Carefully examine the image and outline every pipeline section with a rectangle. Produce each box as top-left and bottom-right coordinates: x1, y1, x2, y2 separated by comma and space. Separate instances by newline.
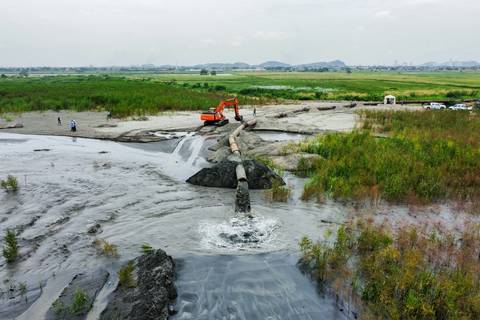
229, 119, 257, 213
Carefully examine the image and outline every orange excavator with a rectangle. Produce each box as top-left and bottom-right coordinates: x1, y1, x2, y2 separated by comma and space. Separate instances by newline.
200, 97, 243, 126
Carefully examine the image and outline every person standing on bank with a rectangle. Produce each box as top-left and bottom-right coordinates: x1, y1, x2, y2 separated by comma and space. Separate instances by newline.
70, 120, 77, 132
57, 117, 61, 126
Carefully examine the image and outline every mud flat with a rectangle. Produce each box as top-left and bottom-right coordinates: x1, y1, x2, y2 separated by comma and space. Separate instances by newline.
0, 102, 423, 143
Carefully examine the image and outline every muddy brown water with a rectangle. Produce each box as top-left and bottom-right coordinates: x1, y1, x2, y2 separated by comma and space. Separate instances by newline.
0, 132, 351, 319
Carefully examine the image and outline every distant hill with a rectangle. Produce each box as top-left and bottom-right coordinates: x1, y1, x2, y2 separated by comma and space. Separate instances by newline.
193, 62, 251, 70
190, 60, 347, 71
258, 61, 291, 68
296, 60, 346, 70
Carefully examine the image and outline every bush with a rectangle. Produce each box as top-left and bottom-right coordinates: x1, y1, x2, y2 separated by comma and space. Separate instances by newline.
2, 229, 18, 263
1, 175, 18, 192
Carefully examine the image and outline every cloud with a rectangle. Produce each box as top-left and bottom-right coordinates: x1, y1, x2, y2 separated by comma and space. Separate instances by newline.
200, 38, 216, 45
375, 10, 392, 18
252, 31, 291, 41
229, 36, 244, 48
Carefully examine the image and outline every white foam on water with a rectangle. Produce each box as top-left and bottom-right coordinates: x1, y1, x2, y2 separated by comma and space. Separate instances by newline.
198, 214, 281, 252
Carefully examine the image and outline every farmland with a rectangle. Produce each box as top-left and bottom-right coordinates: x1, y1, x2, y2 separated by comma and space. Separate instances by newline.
144, 71, 480, 102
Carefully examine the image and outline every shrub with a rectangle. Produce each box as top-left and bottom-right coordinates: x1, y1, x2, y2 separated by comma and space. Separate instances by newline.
118, 261, 136, 289
1, 175, 19, 192
3, 229, 18, 263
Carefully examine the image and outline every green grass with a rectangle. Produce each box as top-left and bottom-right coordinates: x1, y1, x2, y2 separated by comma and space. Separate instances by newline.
300, 221, 480, 319
137, 71, 480, 102
0, 75, 265, 118
52, 288, 92, 316
300, 110, 480, 205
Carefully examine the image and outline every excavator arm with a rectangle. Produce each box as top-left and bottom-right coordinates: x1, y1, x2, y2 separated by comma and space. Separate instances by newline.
215, 97, 242, 122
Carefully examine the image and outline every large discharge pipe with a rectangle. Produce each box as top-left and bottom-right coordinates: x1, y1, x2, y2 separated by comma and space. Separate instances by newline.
229, 119, 257, 213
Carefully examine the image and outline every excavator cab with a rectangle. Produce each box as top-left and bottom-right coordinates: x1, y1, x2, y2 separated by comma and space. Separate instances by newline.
201, 97, 243, 126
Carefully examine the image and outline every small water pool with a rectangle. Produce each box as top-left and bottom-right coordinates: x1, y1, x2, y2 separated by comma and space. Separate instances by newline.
255, 130, 311, 142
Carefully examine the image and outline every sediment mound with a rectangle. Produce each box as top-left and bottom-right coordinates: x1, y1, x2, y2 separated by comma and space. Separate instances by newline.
46, 269, 109, 320
186, 158, 284, 189
101, 249, 177, 320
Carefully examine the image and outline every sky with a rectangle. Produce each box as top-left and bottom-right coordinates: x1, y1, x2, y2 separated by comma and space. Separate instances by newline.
1, 0, 479, 67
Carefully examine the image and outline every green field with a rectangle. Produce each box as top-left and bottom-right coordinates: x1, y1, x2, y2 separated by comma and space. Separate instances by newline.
141, 71, 480, 102
1, 71, 479, 117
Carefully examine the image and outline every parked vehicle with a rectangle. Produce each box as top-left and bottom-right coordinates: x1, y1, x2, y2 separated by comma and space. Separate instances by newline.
449, 104, 473, 111
423, 102, 446, 110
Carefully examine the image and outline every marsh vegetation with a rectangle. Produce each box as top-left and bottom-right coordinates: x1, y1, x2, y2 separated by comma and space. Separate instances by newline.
300, 110, 480, 206
300, 220, 480, 319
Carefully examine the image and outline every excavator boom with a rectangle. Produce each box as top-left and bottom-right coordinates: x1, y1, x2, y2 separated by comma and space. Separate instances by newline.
200, 97, 243, 126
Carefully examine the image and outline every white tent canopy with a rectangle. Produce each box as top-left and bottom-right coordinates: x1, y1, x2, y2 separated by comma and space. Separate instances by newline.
384, 95, 396, 105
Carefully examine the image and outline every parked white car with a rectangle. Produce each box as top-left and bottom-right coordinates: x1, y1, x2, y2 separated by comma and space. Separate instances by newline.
449, 104, 473, 111
423, 102, 446, 110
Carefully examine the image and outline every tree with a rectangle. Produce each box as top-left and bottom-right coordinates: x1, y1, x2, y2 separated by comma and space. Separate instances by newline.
200, 69, 208, 75
0, 74, 7, 78
19, 70, 29, 77
210, 70, 217, 76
